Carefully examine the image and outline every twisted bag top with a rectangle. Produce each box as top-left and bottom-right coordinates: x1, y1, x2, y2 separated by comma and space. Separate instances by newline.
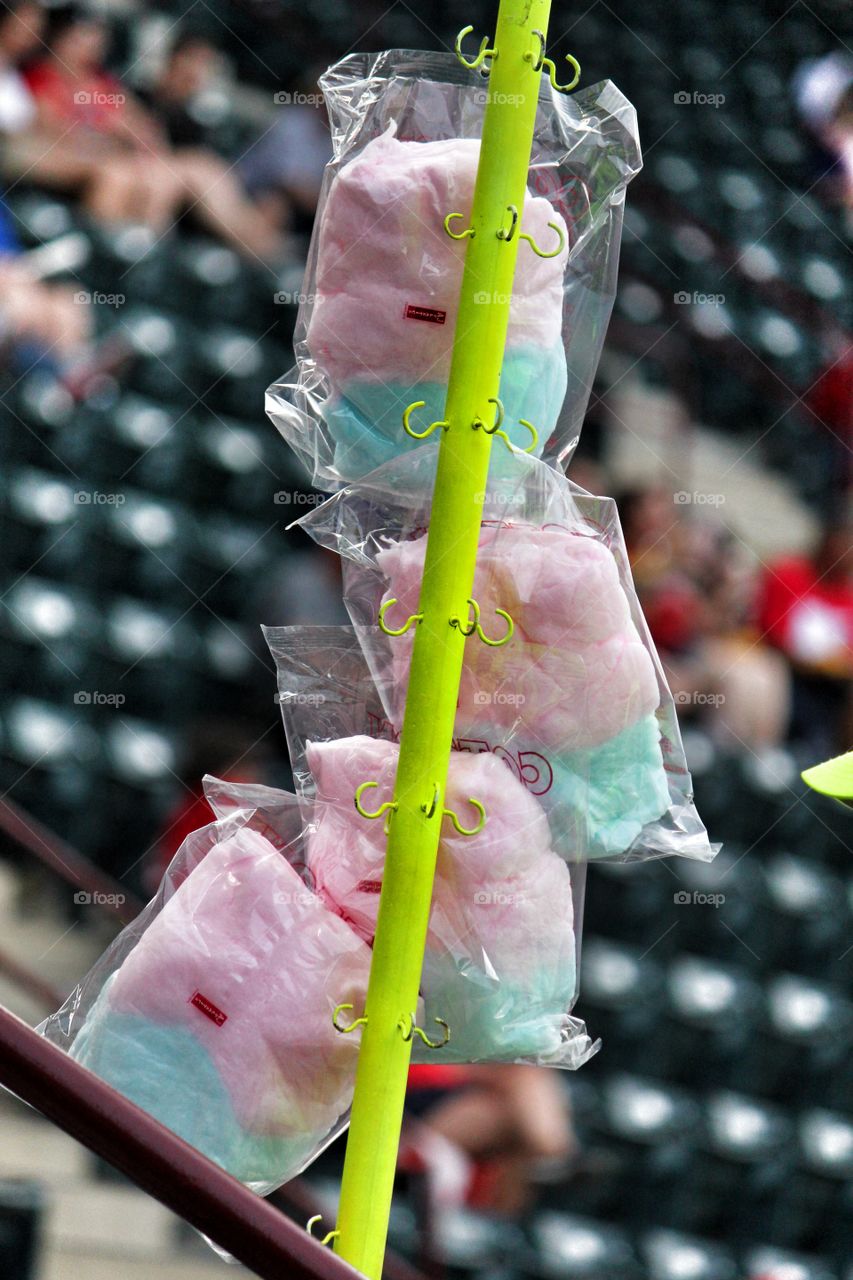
307, 130, 568, 388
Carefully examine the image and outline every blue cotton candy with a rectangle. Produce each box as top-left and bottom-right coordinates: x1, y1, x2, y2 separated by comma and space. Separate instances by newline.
324, 342, 568, 481
70, 977, 318, 1187
421, 951, 579, 1065
551, 714, 672, 859
73, 983, 320, 1191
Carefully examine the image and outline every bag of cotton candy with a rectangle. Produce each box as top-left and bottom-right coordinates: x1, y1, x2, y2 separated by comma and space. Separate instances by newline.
296, 446, 717, 865
37, 798, 373, 1194
263, 625, 595, 1069
266, 48, 641, 489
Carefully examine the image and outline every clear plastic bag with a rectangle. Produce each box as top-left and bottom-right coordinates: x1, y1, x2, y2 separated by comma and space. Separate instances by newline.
266, 50, 642, 490
296, 448, 718, 864
39, 759, 595, 1200
38, 799, 369, 1195
263, 624, 395, 806
265, 624, 595, 1069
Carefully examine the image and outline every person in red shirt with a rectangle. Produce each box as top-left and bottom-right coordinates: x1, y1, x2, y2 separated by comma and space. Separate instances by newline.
758, 522, 853, 753
759, 524, 853, 674
143, 718, 276, 895
21, 4, 282, 258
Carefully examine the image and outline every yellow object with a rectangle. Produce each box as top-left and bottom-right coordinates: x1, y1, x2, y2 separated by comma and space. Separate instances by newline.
801, 750, 853, 800
333, 3, 562, 1273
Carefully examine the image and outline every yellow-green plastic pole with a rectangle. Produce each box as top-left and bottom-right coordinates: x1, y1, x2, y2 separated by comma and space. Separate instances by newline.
334, 3, 553, 1274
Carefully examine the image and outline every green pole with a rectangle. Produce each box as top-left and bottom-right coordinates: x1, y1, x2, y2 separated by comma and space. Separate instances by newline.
334, 3, 556, 1273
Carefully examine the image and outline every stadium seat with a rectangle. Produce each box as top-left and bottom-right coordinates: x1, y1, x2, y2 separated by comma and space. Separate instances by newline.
769, 1111, 853, 1263
667, 847, 762, 964
742, 1244, 839, 1280
670, 1092, 794, 1240
756, 854, 848, 976
583, 860, 677, 952
429, 1207, 526, 1276
749, 975, 853, 1107
577, 939, 665, 1061
534, 1211, 642, 1279
640, 1228, 738, 1280
121, 309, 200, 406
657, 955, 763, 1088
580, 1076, 701, 1226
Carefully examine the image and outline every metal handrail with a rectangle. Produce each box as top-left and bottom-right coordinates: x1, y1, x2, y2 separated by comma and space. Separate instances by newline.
0, 809, 433, 1278
0, 796, 143, 923
0, 944, 63, 1009
0, 1005, 362, 1280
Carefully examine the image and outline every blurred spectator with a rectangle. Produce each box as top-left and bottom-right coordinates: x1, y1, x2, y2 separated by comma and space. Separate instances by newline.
404, 1063, 575, 1215
0, 0, 41, 133
143, 718, 277, 894
697, 527, 791, 753
17, 3, 283, 259
1, 1, 158, 229
792, 52, 853, 209
619, 486, 705, 654
0, 244, 91, 365
806, 338, 853, 513
240, 68, 331, 234
620, 487, 791, 752
0, 5, 96, 367
758, 520, 853, 755
138, 29, 222, 151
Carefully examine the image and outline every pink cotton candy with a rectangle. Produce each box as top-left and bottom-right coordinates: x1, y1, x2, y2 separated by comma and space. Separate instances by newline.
441, 748, 553, 879
302, 742, 389, 942
306, 735, 561, 926
307, 131, 567, 388
479, 526, 635, 648
306, 735, 411, 941
105, 827, 371, 1137
375, 525, 660, 751
305, 735, 578, 1060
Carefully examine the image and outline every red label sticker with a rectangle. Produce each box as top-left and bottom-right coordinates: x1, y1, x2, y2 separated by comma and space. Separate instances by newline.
404, 304, 446, 325
189, 991, 227, 1026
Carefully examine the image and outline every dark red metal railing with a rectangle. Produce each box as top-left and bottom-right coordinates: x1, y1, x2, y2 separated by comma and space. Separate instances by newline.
0, 1005, 362, 1280
0, 795, 143, 923
0, 944, 63, 1009
0, 802, 433, 1280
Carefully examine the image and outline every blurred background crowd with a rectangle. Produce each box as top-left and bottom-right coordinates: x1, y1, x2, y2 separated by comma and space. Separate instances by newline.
0, 1, 850, 1279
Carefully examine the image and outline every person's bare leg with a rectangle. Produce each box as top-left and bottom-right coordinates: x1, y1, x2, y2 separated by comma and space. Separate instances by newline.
491, 1064, 574, 1161
5, 133, 136, 221
427, 1066, 574, 1162
704, 639, 791, 751
426, 1087, 518, 1159
423, 1067, 575, 1215
173, 149, 285, 260
126, 153, 187, 232
0, 265, 92, 359
84, 155, 147, 224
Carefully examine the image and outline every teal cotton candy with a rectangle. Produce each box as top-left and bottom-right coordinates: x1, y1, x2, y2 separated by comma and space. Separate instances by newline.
324, 341, 567, 480
73, 982, 319, 1192
458, 714, 671, 861
552, 714, 671, 859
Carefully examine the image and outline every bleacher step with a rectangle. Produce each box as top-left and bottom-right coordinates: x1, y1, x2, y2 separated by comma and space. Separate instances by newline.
605, 376, 818, 559
0, 860, 117, 1019
0, 1115, 89, 1184
45, 1183, 176, 1257
40, 1246, 249, 1279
